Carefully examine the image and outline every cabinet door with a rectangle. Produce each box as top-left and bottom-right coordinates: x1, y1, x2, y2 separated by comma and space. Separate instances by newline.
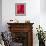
11, 32, 28, 46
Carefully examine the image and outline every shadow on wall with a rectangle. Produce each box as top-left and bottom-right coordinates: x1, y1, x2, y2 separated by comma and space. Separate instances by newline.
0, 0, 2, 32
40, 0, 46, 13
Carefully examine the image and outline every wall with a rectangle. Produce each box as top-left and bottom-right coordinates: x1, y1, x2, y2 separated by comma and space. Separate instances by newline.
40, 0, 46, 13
2, 0, 40, 30
40, 0, 46, 32
2, 0, 46, 46
0, 0, 2, 32
2, 0, 40, 46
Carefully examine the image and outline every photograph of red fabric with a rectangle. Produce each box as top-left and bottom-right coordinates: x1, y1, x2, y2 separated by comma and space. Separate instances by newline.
17, 4, 24, 14
15, 3, 26, 16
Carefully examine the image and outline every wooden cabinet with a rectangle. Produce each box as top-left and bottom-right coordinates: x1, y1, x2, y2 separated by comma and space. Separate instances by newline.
7, 23, 34, 46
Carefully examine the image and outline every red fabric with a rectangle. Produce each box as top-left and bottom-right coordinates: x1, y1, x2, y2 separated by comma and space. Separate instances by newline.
17, 5, 24, 14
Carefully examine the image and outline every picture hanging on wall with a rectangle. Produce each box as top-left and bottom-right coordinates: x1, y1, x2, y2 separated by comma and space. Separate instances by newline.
15, 3, 26, 16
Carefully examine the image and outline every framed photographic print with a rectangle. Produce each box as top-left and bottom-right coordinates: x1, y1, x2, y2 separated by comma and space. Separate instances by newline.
15, 3, 26, 16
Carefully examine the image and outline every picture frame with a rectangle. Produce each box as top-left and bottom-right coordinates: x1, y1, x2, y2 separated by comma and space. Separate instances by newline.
15, 3, 26, 16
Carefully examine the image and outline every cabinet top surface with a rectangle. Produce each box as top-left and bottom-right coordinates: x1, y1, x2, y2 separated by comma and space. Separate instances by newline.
7, 23, 34, 25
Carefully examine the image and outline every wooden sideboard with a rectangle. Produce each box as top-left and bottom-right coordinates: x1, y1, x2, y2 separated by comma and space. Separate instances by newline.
7, 23, 34, 46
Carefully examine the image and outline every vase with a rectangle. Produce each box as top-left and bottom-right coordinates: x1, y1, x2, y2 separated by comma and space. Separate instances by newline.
39, 40, 45, 46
